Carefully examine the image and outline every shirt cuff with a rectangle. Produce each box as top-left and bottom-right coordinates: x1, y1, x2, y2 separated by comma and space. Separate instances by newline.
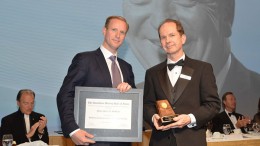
38, 134, 43, 139
69, 128, 80, 137
38, 129, 44, 139
152, 114, 156, 123
187, 114, 197, 128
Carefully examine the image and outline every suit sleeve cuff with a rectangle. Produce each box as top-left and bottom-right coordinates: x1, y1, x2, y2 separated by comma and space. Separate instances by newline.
69, 128, 80, 137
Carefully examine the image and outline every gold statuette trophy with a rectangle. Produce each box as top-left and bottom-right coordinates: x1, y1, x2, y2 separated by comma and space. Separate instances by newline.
156, 99, 178, 126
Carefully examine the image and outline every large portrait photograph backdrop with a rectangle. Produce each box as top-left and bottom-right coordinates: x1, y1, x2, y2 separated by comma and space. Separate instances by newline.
0, 0, 259, 131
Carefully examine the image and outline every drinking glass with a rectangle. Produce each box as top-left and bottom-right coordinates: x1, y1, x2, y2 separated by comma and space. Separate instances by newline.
245, 122, 253, 133
223, 124, 231, 135
2, 134, 13, 146
252, 122, 260, 133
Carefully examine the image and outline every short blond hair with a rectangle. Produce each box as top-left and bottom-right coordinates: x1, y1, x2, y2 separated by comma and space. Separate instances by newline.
104, 16, 129, 32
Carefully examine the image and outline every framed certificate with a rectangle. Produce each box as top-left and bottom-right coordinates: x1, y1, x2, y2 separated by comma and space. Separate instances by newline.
74, 86, 143, 142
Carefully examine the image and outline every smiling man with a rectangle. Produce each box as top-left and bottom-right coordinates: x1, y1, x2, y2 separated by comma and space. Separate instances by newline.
143, 19, 220, 146
57, 15, 136, 146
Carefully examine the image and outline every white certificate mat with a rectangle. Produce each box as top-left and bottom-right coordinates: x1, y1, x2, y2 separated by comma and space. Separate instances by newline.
74, 86, 143, 142
85, 98, 132, 129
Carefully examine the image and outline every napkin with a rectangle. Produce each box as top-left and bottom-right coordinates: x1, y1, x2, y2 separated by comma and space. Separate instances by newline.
17, 140, 48, 146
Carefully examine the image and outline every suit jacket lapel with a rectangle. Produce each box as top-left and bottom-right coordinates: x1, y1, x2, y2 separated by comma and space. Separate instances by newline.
17, 110, 28, 135
156, 57, 194, 104
158, 62, 173, 102
29, 112, 36, 126
118, 60, 127, 82
172, 65, 194, 104
223, 112, 236, 129
95, 48, 113, 87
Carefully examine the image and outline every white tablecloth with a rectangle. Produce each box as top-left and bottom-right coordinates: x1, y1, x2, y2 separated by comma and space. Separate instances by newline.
207, 132, 260, 142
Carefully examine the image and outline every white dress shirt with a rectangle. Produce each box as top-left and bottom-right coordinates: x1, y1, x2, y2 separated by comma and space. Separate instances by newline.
24, 114, 31, 142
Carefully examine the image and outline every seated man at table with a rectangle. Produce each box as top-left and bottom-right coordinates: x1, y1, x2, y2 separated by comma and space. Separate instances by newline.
0, 89, 49, 145
211, 92, 251, 133
253, 97, 260, 124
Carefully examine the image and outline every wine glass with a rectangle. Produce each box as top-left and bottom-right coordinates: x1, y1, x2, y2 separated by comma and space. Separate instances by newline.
2, 134, 13, 146
252, 122, 260, 133
223, 124, 231, 135
245, 122, 253, 133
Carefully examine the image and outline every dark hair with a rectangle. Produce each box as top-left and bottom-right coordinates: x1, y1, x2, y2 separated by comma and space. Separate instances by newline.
158, 19, 185, 38
16, 89, 35, 101
221, 91, 233, 109
104, 16, 129, 32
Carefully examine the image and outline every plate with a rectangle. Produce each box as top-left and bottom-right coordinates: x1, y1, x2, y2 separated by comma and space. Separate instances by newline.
243, 133, 260, 138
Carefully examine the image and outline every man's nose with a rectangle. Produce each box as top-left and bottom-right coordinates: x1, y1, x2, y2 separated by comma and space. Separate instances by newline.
115, 32, 120, 38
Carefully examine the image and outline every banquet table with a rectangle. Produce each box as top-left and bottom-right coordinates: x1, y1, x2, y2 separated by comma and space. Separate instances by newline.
48, 131, 260, 146
49, 132, 74, 146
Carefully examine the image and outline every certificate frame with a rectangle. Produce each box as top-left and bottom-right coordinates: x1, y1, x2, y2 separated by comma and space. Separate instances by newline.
74, 86, 143, 142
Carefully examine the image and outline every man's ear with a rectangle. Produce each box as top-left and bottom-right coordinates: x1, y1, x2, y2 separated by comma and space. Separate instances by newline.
223, 100, 226, 106
182, 34, 187, 44
102, 27, 107, 36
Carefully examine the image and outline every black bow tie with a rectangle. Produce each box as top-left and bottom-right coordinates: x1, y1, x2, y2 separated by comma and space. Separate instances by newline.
168, 59, 184, 71
228, 112, 235, 117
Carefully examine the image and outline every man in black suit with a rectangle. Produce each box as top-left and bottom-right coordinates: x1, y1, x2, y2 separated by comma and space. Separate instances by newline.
57, 16, 136, 146
143, 19, 220, 146
0, 89, 49, 145
212, 92, 251, 133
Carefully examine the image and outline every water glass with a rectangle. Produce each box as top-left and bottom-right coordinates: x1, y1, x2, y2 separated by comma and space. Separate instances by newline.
223, 124, 231, 135
2, 134, 13, 146
245, 122, 253, 132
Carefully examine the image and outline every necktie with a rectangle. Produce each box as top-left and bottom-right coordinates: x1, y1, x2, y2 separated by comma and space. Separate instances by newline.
109, 55, 122, 88
228, 112, 235, 117
167, 59, 184, 71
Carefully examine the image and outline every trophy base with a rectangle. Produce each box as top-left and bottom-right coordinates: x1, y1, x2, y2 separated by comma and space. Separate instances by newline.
159, 115, 178, 126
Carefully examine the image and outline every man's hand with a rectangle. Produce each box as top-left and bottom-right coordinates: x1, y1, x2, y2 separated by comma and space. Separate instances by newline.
117, 82, 132, 92
154, 114, 191, 131
38, 116, 47, 133
236, 116, 251, 128
170, 114, 191, 128
152, 114, 164, 130
71, 129, 95, 145
27, 122, 40, 138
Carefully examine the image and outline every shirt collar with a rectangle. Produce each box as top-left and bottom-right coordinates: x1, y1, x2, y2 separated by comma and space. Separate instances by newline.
167, 54, 185, 64
100, 45, 118, 60
225, 109, 234, 115
24, 114, 30, 118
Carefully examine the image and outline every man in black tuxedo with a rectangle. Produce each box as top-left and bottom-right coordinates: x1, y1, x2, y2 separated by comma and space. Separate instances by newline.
212, 92, 251, 133
143, 19, 220, 146
0, 89, 49, 145
57, 16, 136, 146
